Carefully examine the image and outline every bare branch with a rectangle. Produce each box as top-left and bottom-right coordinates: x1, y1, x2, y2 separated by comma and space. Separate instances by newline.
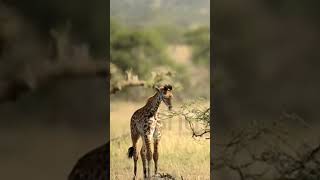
160, 100, 210, 139
213, 120, 320, 180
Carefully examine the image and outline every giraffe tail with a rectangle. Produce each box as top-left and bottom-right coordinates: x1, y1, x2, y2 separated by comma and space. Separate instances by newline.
127, 146, 134, 158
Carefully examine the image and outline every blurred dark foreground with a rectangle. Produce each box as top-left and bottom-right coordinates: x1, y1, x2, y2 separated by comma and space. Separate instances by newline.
213, 1, 320, 179
0, 1, 107, 179
0, 79, 107, 180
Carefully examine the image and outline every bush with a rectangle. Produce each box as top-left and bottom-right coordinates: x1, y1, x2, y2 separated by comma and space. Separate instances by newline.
184, 26, 210, 65
110, 20, 173, 78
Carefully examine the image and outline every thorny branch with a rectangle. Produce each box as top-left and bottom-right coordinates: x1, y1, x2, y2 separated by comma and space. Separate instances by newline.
159, 100, 210, 140
213, 115, 320, 180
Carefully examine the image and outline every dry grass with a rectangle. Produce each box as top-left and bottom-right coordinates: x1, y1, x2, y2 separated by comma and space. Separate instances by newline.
110, 100, 210, 180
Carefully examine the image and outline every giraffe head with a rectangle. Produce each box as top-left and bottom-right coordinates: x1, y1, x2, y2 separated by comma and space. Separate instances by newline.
156, 84, 173, 110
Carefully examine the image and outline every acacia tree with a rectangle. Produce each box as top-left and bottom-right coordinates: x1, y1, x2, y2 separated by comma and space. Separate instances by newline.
160, 100, 211, 139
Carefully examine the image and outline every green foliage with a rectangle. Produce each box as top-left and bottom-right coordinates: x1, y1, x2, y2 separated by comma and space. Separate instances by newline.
184, 26, 210, 65
110, 20, 209, 100
110, 20, 173, 78
151, 25, 184, 44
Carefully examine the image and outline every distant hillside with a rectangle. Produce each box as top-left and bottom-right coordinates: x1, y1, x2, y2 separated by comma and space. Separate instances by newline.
110, 0, 210, 27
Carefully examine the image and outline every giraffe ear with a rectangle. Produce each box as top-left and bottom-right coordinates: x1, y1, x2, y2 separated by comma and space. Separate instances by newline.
154, 86, 161, 92
164, 84, 172, 91
166, 84, 172, 91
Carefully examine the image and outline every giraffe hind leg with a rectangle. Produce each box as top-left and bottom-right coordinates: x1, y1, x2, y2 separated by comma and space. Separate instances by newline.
129, 131, 140, 179
144, 135, 153, 178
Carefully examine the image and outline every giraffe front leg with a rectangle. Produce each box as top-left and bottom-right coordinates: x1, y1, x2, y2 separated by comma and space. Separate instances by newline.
140, 144, 147, 178
144, 135, 153, 178
153, 120, 162, 175
153, 138, 160, 175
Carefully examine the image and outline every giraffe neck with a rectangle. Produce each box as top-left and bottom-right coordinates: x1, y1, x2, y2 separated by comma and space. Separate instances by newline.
144, 92, 162, 117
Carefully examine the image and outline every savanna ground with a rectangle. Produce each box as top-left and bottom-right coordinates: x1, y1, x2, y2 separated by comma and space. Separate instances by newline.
110, 100, 210, 180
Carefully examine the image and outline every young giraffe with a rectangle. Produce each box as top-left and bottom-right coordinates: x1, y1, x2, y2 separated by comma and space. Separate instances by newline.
128, 84, 173, 179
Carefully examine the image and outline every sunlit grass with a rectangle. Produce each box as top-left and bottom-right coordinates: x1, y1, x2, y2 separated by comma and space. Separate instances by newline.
110, 100, 210, 179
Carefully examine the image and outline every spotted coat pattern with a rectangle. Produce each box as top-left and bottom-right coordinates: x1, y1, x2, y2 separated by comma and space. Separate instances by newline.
128, 85, 173, 179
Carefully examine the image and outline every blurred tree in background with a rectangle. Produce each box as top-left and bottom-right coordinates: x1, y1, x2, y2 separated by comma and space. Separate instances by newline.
110, 19, 174, 78
184, 26, 210, 65
110, 17, 210, 101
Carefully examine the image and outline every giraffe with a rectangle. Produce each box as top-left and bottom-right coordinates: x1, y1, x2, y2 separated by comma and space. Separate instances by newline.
128, 84, 173, 179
